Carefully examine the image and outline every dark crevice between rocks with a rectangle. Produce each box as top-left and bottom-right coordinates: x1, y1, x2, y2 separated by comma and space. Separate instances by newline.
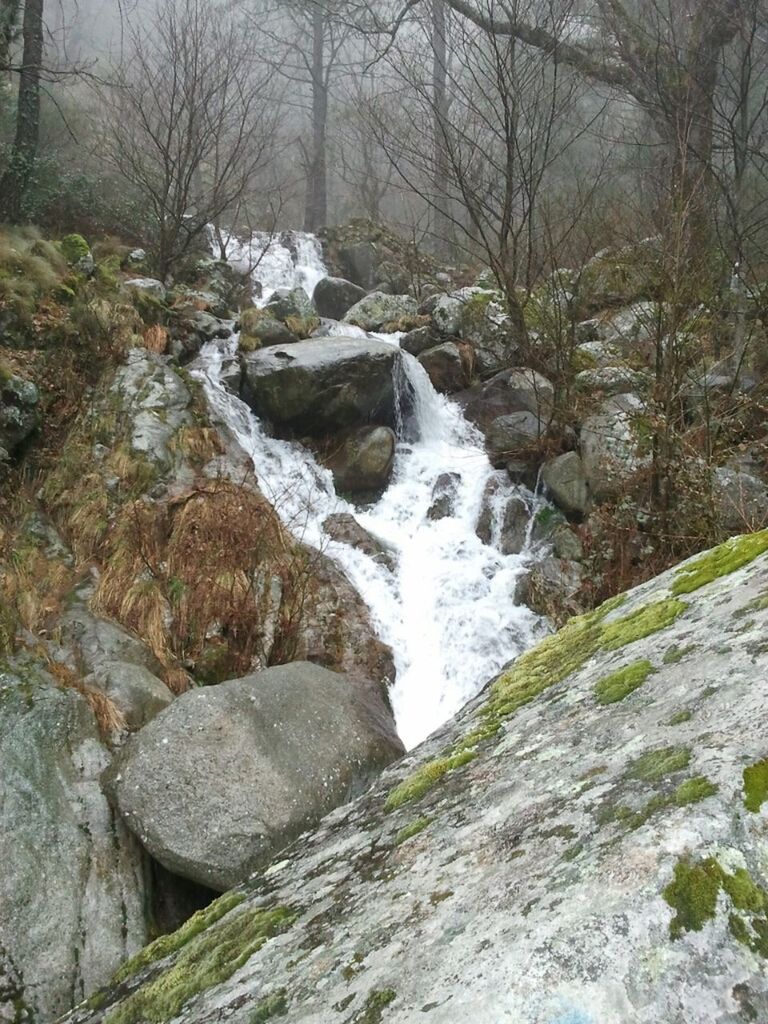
146, 858, 219, 937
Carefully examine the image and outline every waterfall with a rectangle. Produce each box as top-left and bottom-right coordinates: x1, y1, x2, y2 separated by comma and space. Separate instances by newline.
216, 230, 327, 305
194, 234, 548, 749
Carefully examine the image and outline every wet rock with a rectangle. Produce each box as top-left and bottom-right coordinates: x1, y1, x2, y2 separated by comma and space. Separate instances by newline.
542, 451, 590, 519
240, 337, 400, 437
526, 555, 585, 623
475, 475, 530, 554
338, 240, 380, 290
427, 472, 462, 520
313, 277, 366, 320
322, 426, 396, 495
121, 277, 166, 302
0, 665, 147, 1022
418, 341, 470, 394
343, 292, 418, 331
323, 513, 396, 570
106, 662, 404, 890
0, 374, 39, 457
465, 367, 554, 434
580, 393, 646, 501
263, 287, 315, 323
401, 325, 436, 357
486, 411, 543, 467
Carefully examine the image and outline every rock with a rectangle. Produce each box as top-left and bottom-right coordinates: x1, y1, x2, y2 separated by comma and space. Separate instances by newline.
542, 451, 590, 519
263, 287, 315, 323
60, 598, 165, 677
417, 341, 470, 393
338, 240, 380, 289
89, 660, 173, 731
595, 301, 660, 365
576, 338, 623, 367
431, 288, 484, 335
427, 472, 461, 520
575, 365, 650, 396
549, 521, 584, 561
343, 292, 418, 331
313, 277, 366, 320
0, 374, 39, 456
240, 337, 401, 437
580, 393, 646, 501
71, 534, 768, 1024
0, 666, 147, 1021
401, 325, 436, 357
526, 555, 585, 622
577, 238, 662, 314
711, 467, 768, 534
322, 426, 396, 495
112, 351, 194, 465
458, 292, 521, 377
323, 513, 396, 570
126, 248, 146, 266
465, 367, 554, 434
239, 312, 298, 350
506, 459, 540, 490
475, 475, 530, 554
121, 278, 166, 302
485, 411, 543, 467
106, 662, 404, 890
171, 289, 230, 320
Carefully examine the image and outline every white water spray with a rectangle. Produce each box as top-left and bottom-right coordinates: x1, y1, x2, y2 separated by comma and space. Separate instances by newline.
195, 232, 547, 749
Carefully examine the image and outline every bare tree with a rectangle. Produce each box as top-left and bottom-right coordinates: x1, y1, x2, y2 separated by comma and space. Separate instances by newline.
100, 0, 279, 279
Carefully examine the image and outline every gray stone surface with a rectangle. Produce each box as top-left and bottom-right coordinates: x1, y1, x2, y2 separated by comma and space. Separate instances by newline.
343, 292, 417, 331
240, 337, 400, 437
263, 287, 314, 323
485, 410, 543, 465
112, 351, 194, 464
0, 374, 40, 457
542, 451, 590, 518
580, 392, 646, 501
312, 277, 366, 320
322, 426, 396, 494
0, 666, 147, 1022
323, 513, 396, 570
121, 278, 166, 301
465, 367, 554, 434
106, 662, 404, 890
66, 537, 768, 1024
89, 660, 173, 731
417, 341, 468, 394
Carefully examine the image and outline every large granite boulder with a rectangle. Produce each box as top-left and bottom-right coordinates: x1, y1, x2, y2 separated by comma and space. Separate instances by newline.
240, 337, 401, 437
542, 451, 590, 519
312, 277, 366, 320
0, 664, 147, 1022
418, 341, 470, 394
580, 393, 646, 501
263, 287, 315, 323
70, 532, 768, 1024
465, 367, 554, 435
343, 292, 418, 332
105, 662, 404, 891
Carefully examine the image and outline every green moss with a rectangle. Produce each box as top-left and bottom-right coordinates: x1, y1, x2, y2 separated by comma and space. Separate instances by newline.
384, 751, 476, 812
673, 776, 719, 806
354, 989, 396, 1024
743, 759, 768, 813
665, 855, 768, 953
667, 710, 693, 725
60, 233, 90, 264
663, 857, 723, 938
106, 906, 296, 1024
594, 659, 653, 704
394, 817, 431, 845
251, 988, 288, 1022
671, 530, 768, 595
601, 599, 687, 651
112, 892, 246, 984
663, 644, 697, 665
628, 746, 691, 782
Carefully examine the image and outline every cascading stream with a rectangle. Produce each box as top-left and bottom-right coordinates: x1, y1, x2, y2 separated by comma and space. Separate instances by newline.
194, 232, 548, 749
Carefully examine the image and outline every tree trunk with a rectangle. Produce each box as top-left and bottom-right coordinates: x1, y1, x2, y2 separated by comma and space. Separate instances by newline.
0, 0, 43, 223
303, 7, 328, 232
431, 0, 454, 258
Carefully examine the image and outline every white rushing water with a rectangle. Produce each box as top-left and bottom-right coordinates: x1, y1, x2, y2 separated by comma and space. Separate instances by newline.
195, 232, 547, 749
216, 230, 327, 305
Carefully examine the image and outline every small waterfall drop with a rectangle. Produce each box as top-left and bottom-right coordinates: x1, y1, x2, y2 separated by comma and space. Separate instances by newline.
217, 230, 327, 305
194, 233, 549, 749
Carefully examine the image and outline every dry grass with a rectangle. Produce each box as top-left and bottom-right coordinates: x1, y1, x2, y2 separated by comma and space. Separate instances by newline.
169, 426, 223, 465
46, 658, 127, 736
143, 324, 169, 353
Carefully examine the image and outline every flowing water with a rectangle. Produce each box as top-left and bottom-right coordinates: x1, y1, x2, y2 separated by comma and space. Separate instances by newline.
195, 232, 547, 749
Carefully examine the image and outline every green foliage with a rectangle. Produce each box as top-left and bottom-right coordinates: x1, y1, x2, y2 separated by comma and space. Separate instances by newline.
743, 759, 768, 813
671, 530, 768, 596
673, 776, 718, 806
384, 751, 476, 812
354, 989, 397, 1024
600, 599, 687, 651
394, 817, 431, 846
60, 233, 90, 264
594, 659, 653, 704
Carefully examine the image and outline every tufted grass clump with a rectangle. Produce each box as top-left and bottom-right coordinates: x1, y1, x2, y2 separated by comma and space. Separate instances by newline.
743, 758, 768, 813
594, 659, 653, 704
673, 776, 719, 806
628, 746, 691, 782
394, 817, 431, 846
106, 905, 296, 1024
671, 529, 768, 596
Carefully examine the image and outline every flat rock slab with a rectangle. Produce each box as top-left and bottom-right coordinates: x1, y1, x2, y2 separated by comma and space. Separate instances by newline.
70, 532, 768, 1023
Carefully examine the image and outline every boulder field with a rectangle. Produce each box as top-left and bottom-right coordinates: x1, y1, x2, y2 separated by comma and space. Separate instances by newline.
63, 530, 768, 1024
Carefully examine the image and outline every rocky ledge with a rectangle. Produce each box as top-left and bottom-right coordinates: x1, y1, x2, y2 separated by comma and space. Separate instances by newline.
63, 530, 768, 1024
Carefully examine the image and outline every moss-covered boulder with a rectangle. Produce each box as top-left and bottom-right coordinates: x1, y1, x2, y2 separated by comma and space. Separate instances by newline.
63, 531, 768, 1024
